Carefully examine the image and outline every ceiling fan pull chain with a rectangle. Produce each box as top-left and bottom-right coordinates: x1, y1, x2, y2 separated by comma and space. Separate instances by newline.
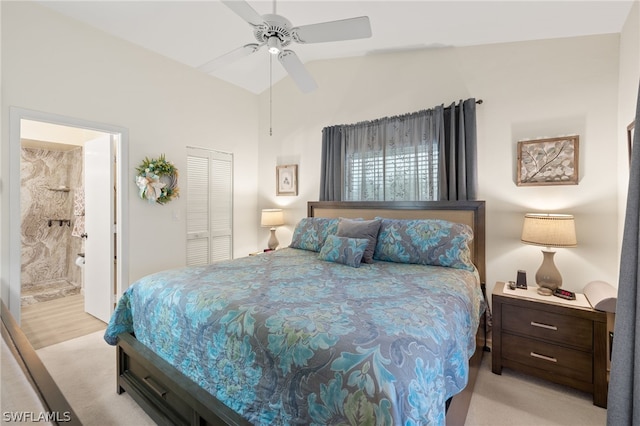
269, 55, 272, 136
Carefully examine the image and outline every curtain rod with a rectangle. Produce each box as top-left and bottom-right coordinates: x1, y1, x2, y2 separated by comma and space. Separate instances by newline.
440, 98, 483, 112
445, 98, 483, 109
328, 98, 483, 130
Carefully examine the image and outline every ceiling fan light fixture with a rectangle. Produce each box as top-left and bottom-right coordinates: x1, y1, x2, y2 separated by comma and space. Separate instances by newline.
267, 36, 281, 55
216, 0, 372, 93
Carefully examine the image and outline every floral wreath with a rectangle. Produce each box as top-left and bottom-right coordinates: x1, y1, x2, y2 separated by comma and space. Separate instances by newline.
135, 154, 179, 204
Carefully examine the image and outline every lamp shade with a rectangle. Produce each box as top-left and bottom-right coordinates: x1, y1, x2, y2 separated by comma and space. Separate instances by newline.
521, 213, 577, 248
261, 209, 284, 227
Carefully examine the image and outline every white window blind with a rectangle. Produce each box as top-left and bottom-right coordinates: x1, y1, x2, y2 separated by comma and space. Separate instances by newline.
344, 141, 438, 201
186, 147, 233, 265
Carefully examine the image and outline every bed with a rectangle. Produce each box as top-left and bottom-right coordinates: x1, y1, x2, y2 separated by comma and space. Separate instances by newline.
105, 200, 486, 425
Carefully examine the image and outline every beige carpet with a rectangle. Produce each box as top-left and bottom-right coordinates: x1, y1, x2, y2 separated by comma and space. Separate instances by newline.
467, 355, 606, 425
32, 330, 607, 426
36, 331, 154, 426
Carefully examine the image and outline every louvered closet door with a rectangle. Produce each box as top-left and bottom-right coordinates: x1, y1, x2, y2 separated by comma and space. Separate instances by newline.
209, 151, 233, 261
186, 147, 233, 266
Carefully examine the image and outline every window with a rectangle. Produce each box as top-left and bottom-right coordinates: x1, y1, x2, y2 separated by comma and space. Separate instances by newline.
321, 99, 478, 202
343, 122, 439, 201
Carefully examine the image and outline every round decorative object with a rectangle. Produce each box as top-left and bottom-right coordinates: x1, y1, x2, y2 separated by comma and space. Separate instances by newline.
135, 154, 179, 204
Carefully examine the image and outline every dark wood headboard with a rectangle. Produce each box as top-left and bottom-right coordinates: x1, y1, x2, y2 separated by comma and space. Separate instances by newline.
308, 201, 486, 284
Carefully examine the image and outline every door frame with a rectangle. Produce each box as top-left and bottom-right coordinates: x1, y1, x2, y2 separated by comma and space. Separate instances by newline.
7, 107, 129, 324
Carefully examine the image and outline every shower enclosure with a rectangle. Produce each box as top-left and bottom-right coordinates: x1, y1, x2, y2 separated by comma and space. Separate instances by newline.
20, 142, 84, 305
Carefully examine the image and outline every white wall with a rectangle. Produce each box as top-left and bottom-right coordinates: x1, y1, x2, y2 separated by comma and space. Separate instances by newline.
257, 34, 625, 300
1, 2, 260, 310
617, 1, 640, 249
21, 120, 106, 147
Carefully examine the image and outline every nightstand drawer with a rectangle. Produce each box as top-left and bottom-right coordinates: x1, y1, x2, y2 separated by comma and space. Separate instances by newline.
502, 304, 593, 350
502, 334, 593, 382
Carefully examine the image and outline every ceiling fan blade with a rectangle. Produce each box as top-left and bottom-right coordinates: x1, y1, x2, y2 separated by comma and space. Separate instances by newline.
198, 44, 261, 74
278, 50, 318, 93
293, 16, 372, 44
221, 0, 265, 27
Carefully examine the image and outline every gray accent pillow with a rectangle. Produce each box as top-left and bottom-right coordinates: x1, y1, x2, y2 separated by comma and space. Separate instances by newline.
336, 218, 381, 263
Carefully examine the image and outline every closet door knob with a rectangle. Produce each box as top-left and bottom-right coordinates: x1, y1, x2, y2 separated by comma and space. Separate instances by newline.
81, 233, 88, 239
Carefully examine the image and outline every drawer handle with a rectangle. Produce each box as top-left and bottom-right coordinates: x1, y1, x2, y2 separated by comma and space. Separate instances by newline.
143, 376, 167, 398
530, 321, 558, 331
530, 352, 558, 363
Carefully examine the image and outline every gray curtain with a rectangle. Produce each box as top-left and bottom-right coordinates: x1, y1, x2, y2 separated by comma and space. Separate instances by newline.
319, 98, 478, 201
441, 99, 478, 200
608, 81, 640, 425
319, 125, 343, 201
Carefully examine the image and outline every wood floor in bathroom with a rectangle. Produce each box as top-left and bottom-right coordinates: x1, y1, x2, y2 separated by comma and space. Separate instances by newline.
20, 294, 106, 350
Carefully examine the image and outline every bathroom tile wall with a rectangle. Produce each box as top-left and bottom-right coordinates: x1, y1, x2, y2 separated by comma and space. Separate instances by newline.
20, 146, 83, 293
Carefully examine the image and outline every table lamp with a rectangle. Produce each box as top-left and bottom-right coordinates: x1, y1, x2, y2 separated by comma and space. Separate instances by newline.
521, 213, 577, 296
261, 209, 284, 250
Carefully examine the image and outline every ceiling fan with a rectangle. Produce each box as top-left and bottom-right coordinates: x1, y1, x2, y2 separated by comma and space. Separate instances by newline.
199, 0, 372, 93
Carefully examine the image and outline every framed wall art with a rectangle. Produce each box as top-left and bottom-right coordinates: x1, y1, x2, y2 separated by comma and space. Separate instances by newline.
628, 120, 635, 166
516, 135, 579, 186
276, 164, 298, 196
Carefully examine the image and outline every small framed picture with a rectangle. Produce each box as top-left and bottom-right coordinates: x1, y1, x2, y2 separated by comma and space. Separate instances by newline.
628, 120, 635, 166
276, 164, 298, 196
516, 135, 579, 186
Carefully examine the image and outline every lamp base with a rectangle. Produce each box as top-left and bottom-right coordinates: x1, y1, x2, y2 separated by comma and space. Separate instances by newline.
267, 228, 279, 250
536, 287, 554, 296
535, 250, 562, 296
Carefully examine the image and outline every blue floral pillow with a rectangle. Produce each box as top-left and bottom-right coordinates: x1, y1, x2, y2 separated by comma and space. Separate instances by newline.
290, 218, 339, 252
373, 218, 475, 271
318, 235, 370, 268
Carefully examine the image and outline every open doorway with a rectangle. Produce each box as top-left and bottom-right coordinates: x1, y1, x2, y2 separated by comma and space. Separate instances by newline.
8, 107, 129, 349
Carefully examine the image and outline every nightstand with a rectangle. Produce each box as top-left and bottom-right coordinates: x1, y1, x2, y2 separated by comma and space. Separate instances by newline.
491, 282, 608, 408
249, 249, 276, 256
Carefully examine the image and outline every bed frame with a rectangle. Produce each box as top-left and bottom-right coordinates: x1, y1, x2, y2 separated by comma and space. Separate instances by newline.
116, 200, 486, 426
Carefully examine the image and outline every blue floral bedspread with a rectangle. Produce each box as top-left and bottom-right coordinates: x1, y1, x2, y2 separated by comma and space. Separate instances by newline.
105, 248, 483, 425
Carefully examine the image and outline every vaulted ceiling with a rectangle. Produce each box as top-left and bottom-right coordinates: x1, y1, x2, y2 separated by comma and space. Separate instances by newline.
39, 1, 634, 94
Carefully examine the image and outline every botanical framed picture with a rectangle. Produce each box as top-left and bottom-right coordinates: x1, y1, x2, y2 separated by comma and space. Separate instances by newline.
276, 164, 298, 196
628, 120, 635, 166
516, 135, 579, 186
